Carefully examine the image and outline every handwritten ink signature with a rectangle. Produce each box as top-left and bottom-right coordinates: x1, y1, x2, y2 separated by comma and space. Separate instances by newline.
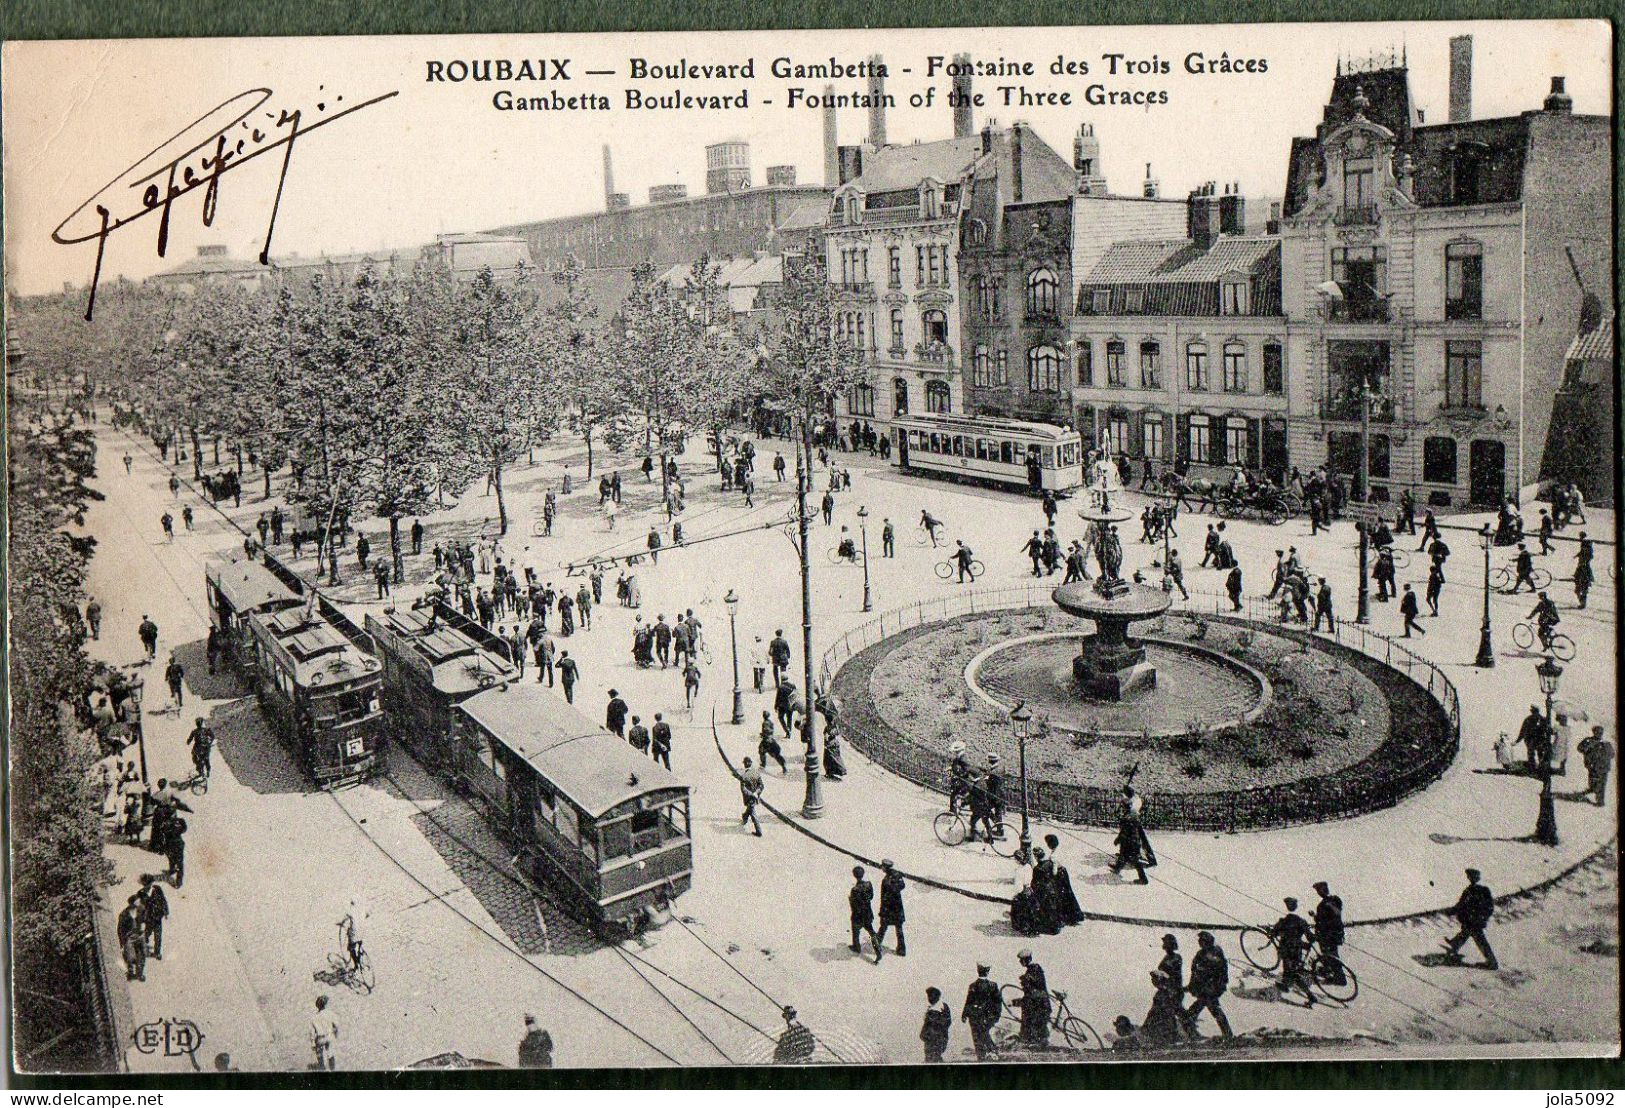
52, 86, 399, 320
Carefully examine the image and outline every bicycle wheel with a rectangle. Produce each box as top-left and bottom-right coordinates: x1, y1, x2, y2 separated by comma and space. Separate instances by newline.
1530, 567, 1553, 590
970, 560, 986, 578
1490, 567, 1512, 591
1390, 549, 1411, 570
1511, 622, 1535, 651
1059, 1015, 1104, 1051
933, 811, 967, 847
192, 774, 209, 796
934, 561, 953, 580
1239, 927, 1280, 972
1310, 955, 1358, 1004
1550, 633, 1577, 663
356, 951, 375, 993
915, 529, 932, 547
985, 823, 1017, 857
825, 547, 844, 565
1000, 984, 1025, 1022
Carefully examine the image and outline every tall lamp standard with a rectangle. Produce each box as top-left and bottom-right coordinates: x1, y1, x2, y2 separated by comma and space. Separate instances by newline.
1010, 703, 1034, 864
1475, 523, 1496, 668
1354, 381, 1374, 625
724, 589, 744, 725
1534, 655, 1563, 846
857, 505, 873, 613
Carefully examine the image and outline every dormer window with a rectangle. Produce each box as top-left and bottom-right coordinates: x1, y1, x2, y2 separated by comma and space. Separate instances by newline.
844, 195, 861, 224
1123, 288, 1145, 314
1220, 280, 1249, 315
919, 182, 942, 219
1343, 157, 1376, 213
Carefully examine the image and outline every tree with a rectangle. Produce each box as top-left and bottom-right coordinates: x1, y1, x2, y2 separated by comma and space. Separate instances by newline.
617, 261, 686, 497
670, 257, 753, 479
549, 256, 631, 480
760, 256, 865, 818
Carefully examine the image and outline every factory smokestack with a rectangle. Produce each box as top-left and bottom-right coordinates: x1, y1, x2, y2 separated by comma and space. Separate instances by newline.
1448, 35, 1472, 122
867, 55, 888, 147
952, 53, 974, 138
823, 84, 839, 186
602, 145, 615, 211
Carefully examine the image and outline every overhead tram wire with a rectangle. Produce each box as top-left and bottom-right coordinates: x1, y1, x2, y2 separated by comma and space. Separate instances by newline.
608, 946, 737, 1065
562, 512, 796, 577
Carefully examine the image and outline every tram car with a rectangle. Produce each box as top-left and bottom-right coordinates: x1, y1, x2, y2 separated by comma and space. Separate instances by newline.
364, 602, 518, 776
205, 557, 303, 668
456, 683, 692, 935
891, 413, 1085, 494
240, 599, 386, 786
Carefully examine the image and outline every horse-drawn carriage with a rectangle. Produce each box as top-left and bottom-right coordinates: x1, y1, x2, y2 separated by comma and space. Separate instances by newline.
1154, 472, 1302, 525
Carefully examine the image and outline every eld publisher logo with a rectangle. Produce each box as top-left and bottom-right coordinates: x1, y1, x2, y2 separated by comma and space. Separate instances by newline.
132, 1017, 204, 1061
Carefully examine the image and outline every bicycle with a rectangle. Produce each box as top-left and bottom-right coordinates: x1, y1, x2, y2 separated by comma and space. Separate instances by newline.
176, 769, 210, 796
932, 809, 1016, 857
1237, 927, 1358, 1003
999, 984, 1104, 1050
326, 939, 375, 994
1372, 544, 1411, 571
916, 523, 943, 548
825, 545, 862, 566
1510, 621, 1576, 661
1489, 563, 1553, 592
935, 557, 985, 582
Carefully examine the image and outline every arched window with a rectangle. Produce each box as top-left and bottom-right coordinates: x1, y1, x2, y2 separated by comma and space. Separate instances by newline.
976, 275, 994, 319
893, 377, 910, 415
972, 345, 993, 388
926, 380, 951, 413
844, 195, 860, 224
921, 309, 948, 347
1185, 342, 1210, 391
1027, 345, 1064, 393
1026, 268, 1059, 318
889, 309, 904, 352
1222, 342, 1248, 392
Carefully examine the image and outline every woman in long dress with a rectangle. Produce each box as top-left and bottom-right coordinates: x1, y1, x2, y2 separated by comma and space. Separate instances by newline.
1043, 834, 1085, 925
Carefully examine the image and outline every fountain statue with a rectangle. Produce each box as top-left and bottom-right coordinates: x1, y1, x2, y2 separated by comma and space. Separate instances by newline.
1051, 443, 1171, 700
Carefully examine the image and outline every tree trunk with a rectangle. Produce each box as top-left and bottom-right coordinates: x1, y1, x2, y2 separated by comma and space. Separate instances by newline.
263, 463, 273, 500
389, 515, 404, 583
493, 459, 508, 535
584, 427, 595, 478
190, 428, 203, 480
328, 531, 340, 586
213, 436, 221, 465
234, 444, 244, 476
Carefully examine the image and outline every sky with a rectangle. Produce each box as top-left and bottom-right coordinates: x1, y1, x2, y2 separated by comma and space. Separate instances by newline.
1, 20, 1611, 297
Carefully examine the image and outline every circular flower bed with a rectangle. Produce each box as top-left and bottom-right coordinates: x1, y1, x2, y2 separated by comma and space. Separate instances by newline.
830, 606, 1457, 832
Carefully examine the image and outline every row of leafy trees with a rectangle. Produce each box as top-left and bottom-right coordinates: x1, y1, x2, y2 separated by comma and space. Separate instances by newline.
29, 254, 857, 587
8, 398, 117, 1070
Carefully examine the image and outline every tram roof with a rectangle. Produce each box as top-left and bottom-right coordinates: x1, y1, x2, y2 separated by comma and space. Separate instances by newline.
206, 557, 301, 614
892, 413, 1079, 440
370, 607, 517, 696
460, 685, 686, 818
250, 602, 380, 687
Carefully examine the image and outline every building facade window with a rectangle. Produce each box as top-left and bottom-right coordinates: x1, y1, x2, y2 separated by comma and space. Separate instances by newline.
922, 309, 948, 347
890, 309, 905, 351
1331, 246, 1388, 315
926, 380, 951, 413
1108, 414, 1130, 457
972, 345, 992, 387
1188, 414, 1212, 463
1026, 268, 1059, 318
848, 383, 875, 416
1224, 417, 1249, 466
1423, 436, 1458, 484
1220, 281, 1249, 315
1105, 340, 1126, 387
894, 377, 909, 414
1262, 341, 1284, 394
1139, 341, 1162, 389
1222, 342, 1248, 392
888, 247, 901, 288
1092, 289, 1111, 313
1445, 242, 1483, 320
995, 350, 1008, 385
976, 275, 993, 318
1185, 342, 1210, 391
1343, 157, 1375, 211
855, 313, 867, 352
1444, 340, 1483, 409
1143, 414, 1165, 459
1028, 345, 1064, 393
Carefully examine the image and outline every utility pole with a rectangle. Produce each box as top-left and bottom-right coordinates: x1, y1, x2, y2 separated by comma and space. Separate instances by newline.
797, 408, 824, 819
1355, 380, 1372, 624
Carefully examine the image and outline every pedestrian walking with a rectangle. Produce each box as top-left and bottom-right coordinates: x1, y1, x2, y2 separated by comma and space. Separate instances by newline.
1269, 898, 1314, 999
118, 895, 146, 981
556, 651, 577, 703
739, 756, 764, 836
140, 874, 169, 960
769, 630, 791, 689
411, 519, 424, 555
165, 818, 188, 887
605, 689, 628, 737
1426, 561, 1445, 616
374, 561, 390, 599
164, 655, 185, 708
161, 512, 174, 542
1313, 881, 1347, 984
1400, 583, 1425, 637
962, 964, 1001, 1060
188, 718, 214, 780
1017, 950, 1051, 1048
85, 597, 102, 640
124, 452, 134, 475
683, 659, 701, 709
1442, 868, 1498, 970
183, 505, 195, 531
311, 996, 339, 1071
758, 711, 787, 772
1225, 565, 1243, 612
534, 632, 556, 685
651, 714, 672, 770
1578, 726, 1614, 806
877, 860, 907, 956
1110, 785, 1155, 884
517, 1013, 554, 1068
849, 866, 882, 963
1165, 549, 1188, 600
954, 540, 977, 584
750, 636, 767, 693
1183, 931, 1233, 1038
626, 715, 650, 755
882, 518, 895, 558
920, 987, 952, 1062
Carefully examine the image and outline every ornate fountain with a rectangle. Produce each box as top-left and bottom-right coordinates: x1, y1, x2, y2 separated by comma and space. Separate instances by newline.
1050, 445, 1172, 700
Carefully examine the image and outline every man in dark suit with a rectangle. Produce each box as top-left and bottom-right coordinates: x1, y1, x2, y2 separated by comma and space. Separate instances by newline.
961, 964, 1001, 1060
1313, 881, 1346, 984
605, 689, 628, 737
1443, 868, 1498, 970
920, 987, 952, 1062
848, 866, 881, 963
877, 860, 906, 957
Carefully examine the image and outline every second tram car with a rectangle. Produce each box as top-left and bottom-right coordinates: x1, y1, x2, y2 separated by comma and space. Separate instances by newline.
457, 684, 693, 935
206, 557, 303, 667
242, 601, 386, 785
892, 413, 1084, 493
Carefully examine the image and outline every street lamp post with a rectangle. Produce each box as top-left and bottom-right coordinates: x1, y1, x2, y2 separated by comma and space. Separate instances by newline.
1534, 655, 1562, 846
1011, 703, 1034, 864
1355, 382, 1373, 625
1475, 523, 1496, 668
795, 423, 824, 820
724, 589, 744, 725
857, 505, 872, 612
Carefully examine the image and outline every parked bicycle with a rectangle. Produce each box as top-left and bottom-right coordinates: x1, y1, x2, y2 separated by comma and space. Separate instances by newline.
932, 808, 1016, 857
999, 984, 1104, 1050
1510, 620, 1576, 661
1237, 927, 1358, 1003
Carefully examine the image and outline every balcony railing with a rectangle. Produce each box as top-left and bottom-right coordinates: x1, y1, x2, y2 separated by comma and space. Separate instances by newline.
1333, 205, 1380, 226
914, 342, 955, 368
1320, 395, 1396, 422
1325, 298, 1391, 323
834, 281, 875, 296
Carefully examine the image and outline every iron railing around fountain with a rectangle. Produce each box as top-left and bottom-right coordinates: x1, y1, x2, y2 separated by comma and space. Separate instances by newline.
820, 582, 1463, 832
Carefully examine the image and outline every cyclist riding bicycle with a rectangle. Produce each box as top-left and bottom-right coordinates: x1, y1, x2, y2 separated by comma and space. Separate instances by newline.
1529, 592, 1562, 651
338, 908, 365, 974
920, 510, 943, 547
947, 742, 972, 814
836, 527, 858, 562
187, 718, 214, 780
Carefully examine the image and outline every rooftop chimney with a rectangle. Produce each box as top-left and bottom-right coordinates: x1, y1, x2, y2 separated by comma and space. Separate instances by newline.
1544, 75, 1572, 113
1187, 182, 1222, 250
602, 145, 616, 211
1448, 35, 1472, 123
1143, 163, 1160, 199
823, 85, 840, 186
1218, 182, 1246, 236
952, 53, 974, 138
867, 56, 888, 147
1011, 122, 1025, 203
1266, 200, 1283, 236
980, 122, 995, 156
